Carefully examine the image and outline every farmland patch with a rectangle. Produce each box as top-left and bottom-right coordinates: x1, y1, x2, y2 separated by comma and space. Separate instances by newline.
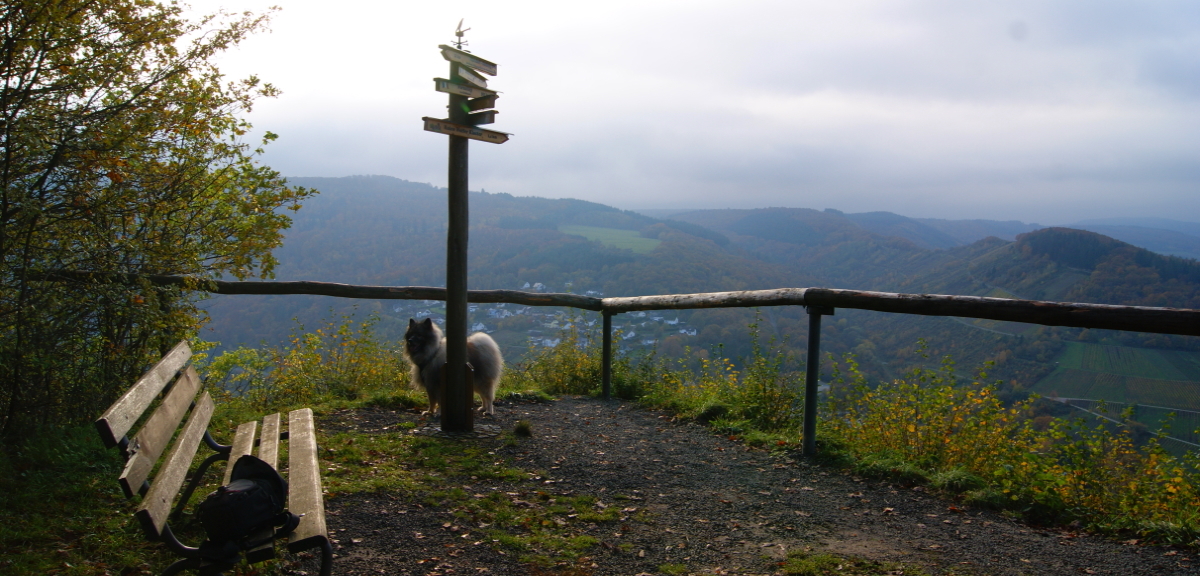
559, 225, 661, 254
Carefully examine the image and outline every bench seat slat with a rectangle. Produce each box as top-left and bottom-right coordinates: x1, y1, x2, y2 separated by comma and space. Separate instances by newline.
118, 366, 204, 498
222, 420, 258, 485
135, 391, 215, 539
286, 408, 328, 552
96, 341, 192, 448
259, 413, 281, 469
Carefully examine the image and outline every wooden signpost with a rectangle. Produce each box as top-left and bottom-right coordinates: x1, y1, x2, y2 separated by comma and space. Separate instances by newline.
422, 117, 509, 144
422, 22, 508, 433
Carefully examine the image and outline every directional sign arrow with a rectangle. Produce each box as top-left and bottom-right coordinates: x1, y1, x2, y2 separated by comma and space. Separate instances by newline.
438, 44, 497, 76
422, 117, 509, 144
454, 64, 488, 89
466, 110, 497, 125
467, 93, 498, 112
434, 78, 496, 100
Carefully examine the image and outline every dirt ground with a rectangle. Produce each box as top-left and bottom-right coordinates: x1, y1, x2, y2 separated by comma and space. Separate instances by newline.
307, 396, 1198, 576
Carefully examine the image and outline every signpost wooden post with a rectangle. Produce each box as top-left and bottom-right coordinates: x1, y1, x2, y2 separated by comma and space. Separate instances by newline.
422, 23, 508, 433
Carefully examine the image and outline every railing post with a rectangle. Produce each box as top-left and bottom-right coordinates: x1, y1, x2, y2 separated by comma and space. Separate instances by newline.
803, 306, 834, 457
602, 312, 613, 400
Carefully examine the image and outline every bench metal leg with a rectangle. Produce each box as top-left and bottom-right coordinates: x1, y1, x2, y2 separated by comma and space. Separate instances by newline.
318, 537, 333, 576
203, 430, 232, 453
159, 524, 201, 559
159, 557, 202, 576
172, 452, 228, 521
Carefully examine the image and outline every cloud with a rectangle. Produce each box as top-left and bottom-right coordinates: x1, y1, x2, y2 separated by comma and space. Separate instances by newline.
191, 0, 1200, 223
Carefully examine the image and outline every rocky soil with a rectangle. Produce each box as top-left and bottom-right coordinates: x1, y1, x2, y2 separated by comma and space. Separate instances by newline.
308, 396, 1197, 575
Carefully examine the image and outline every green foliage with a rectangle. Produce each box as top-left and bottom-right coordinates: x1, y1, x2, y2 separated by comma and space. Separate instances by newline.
504, 315, 655, 398
636, 314, 803, 433
203, 312, 410, 415
0, 0, 315, 434
824, 352, 1200, 543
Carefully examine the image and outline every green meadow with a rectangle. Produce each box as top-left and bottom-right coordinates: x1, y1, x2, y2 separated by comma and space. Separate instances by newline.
1033, 342, 1200, 410
558, 225, 661, 254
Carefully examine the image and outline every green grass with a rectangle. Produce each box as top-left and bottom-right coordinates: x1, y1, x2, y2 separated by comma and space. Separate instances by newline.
1059, 341, 1086, 370
1034, 343, 1200, 409
780, 550, 933, 575
1163, 350, 1200, 381
1081, 345, 1188, 380
0, 426, 176, 575
558, 225, 661, 254
984, 286, 1020, 299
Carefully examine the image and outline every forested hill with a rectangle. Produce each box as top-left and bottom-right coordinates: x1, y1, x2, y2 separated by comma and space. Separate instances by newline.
201, 176, 1200, 398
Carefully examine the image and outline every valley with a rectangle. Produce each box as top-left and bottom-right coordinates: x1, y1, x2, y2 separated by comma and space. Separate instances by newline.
201, 175, 1200, 430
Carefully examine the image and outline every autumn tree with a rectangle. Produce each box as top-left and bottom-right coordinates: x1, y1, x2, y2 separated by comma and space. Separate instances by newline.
0, 0, 315, 433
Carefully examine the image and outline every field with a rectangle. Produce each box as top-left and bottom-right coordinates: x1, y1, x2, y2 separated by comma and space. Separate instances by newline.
558, 225, 661, 254
1032, 342, 1200, 410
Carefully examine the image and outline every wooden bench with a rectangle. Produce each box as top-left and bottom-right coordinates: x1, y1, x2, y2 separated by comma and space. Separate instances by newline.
95, 340, 332, 576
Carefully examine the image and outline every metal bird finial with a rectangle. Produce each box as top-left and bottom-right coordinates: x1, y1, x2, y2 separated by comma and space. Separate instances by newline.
454, 19, 471, 50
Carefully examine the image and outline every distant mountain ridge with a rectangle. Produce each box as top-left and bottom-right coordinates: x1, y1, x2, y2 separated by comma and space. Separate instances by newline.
642, 208, 1200, 260
201, 176, 1200, 403
1070, 217, 1200, 238
1057, 224, 1200, 261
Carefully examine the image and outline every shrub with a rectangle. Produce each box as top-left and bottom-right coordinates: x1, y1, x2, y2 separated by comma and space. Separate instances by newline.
823, 348, 1200, 543
202, 311, 409, 414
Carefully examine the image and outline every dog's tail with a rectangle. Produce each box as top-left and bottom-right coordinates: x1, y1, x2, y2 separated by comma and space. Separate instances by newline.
467, 333, 503, 389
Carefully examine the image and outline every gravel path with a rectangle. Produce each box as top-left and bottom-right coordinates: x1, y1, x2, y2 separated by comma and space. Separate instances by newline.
316, 396, 1197, 575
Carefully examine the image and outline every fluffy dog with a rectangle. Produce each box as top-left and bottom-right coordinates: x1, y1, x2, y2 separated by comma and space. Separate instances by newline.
403, 318, 503, 415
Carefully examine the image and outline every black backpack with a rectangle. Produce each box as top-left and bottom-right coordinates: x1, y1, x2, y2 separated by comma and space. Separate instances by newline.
196, 455, 301, 566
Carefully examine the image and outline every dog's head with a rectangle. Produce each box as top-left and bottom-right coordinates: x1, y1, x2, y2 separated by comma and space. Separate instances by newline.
404, 317, 442, 362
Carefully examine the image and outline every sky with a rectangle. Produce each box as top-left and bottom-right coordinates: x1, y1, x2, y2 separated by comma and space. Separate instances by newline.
187, 0, 1200, 224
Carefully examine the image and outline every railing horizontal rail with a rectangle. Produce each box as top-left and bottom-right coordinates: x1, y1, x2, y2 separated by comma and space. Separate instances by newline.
38, 269, 1200, 455
36, 271, 1200, 337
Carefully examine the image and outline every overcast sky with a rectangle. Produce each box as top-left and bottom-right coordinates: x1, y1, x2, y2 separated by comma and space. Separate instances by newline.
188, 0, 1200, 224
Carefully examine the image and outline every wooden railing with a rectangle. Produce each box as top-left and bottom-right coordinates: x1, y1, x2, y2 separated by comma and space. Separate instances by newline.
40, 271, 1200, 455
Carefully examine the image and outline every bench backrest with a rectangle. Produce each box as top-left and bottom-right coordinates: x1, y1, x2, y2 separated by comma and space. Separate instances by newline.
95, 340, 215, 539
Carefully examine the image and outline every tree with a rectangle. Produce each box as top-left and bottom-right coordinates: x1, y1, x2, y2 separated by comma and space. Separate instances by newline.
0, 0, 315, 433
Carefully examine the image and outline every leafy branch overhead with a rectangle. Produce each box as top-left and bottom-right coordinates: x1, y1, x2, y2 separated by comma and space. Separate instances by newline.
0, 0, 316, 433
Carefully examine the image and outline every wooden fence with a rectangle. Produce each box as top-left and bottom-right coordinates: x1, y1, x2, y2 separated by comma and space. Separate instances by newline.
41, 271, 1200, 455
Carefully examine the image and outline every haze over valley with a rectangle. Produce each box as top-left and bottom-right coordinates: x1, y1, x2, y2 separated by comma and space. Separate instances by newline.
201, 175, 1200, 447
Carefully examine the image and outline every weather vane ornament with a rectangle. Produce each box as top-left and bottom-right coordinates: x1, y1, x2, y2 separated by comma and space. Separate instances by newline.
453, 18, 470, 50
